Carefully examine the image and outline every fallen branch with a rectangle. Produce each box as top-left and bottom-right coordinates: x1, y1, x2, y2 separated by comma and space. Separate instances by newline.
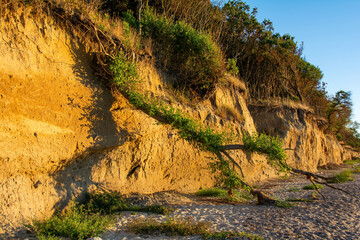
291, 168, 329, 181
309, 176, 326, 201
313, 179, 359, 199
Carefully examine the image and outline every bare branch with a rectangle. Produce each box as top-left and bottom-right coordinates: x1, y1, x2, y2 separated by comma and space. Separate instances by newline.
291, 168, 329, 181
314, 179, 359, 199
220, 144, 247, 151
309, 177, 326, 201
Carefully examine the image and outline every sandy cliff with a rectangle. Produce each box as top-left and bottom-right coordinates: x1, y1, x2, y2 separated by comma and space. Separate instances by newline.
248, 105, 360, 171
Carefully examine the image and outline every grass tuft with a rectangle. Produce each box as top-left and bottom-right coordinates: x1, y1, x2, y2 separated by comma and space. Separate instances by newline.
86, 191, 129, 214
275, 201, 295, 208
128, 217, 210, 236
302, 184, 324, 190
344, 159, 360, 165
195, 188, 253, 203
128, 217, 263, 240
86, 192, 174, 215
196, 188, 228, 197
32, 201, 114, 240
288, 187, 301, 192
203, 231, 264, 240
353, 166, 360, 173
327, 170, 355, 183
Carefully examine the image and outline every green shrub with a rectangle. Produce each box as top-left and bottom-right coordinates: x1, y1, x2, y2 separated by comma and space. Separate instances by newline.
195, 187, 253, 202
33, 202, 114, 240
196, 188, 227, 197
210, 157, 248, 192
302, 184, 324, 190
344, 159, 360, 165
85, 192, 174, 215
327, 170, 355, 183
242, 133, 289, 172
140, 205, 174, 215
110, 51, 138, 91
226, 58, 239, 76
141, 8, 225, 95
36, 234, 60, 240
85, 192, 129, 214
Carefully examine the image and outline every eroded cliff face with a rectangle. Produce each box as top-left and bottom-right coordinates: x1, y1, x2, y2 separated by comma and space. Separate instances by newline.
248, 105, 360, 171
0, 5, 358, 235
0, 7, 274, 233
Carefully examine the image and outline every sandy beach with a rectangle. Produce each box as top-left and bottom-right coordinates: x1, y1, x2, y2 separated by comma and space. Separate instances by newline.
98, 166, 360, 240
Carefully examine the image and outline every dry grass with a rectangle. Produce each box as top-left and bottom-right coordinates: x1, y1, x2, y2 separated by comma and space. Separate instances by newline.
251, 98, 313, 113
128, 217, 263, 240
2, 0, 143, 56
214, 104, 243, 122
221, 74, 247, 93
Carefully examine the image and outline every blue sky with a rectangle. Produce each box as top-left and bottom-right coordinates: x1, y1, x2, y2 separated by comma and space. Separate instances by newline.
241, 0, 360, 124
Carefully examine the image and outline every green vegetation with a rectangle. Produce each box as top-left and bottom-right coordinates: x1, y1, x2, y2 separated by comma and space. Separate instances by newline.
196, 188, 228, 197
195, 188, 254, 202
86, 192, 174, 215
226, 58, 239, 76
36, 235, 60, 240
210, 156, 250, 193
228, 190, 254, 202
128, 217, 263, 240
140, 8, 225, 95
344, 159, 360, 165
33, 202, 114, 240
242, 133, 289, 172
129, 217, 209, 236
32, 192, 174, 239
203, 231, 263, 240
110, 51, 292, 197
288, 187, 301, 192
86, 191, 129, 214
112, 0, 360, 150
353, 165, 360, 173
327, 170, 355, 183
302, 184, 324, 190
275, 201, 295, 208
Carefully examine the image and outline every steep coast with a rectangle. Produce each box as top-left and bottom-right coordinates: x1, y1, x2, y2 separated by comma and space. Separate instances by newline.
0, 3, 358, 234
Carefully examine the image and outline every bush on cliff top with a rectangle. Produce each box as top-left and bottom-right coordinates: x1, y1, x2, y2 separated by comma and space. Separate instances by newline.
140, 8, 225, 96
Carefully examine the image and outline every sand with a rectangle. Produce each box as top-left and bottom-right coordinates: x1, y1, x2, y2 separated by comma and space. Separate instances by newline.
97, 167, 360, 240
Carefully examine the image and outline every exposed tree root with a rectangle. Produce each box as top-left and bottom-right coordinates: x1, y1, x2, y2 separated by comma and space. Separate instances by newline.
218, 145, 358, 203
216, 150, 278, 205
250, 190, 276, 205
